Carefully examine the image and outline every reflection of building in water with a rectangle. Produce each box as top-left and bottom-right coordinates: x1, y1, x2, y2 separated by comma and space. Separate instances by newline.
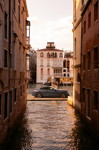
36, 42, 73, 85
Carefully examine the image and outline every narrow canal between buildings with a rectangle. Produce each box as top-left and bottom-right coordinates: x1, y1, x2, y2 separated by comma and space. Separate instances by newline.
6, 84, 99, 150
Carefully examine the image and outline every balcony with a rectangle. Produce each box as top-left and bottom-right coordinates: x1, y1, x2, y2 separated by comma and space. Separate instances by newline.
54, 73, 62, 77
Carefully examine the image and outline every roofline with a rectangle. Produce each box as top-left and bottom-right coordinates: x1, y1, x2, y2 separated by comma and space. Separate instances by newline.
37, 49, 64, 52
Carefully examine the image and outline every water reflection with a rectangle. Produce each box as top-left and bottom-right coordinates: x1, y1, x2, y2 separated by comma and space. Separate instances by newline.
6, 100, 99, 150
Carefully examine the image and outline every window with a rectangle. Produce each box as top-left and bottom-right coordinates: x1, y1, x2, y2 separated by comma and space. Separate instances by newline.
55, 53, 57, 58
83, 55, 86, 70
41, 68, 43, 75
94, 91, 98, 110
47, 68, 50, 75
94, 1, 98, 22
87, 51, 91, 70
14, 88, 17, 102
67, 74, 70, 77
63, 69, 66, 72
64, 74, 66, 77
67, 60, 70, 71
51, 52, 54, 58
40, 52, 44, 57
14, 0, 16, 11
94, 47, 99, 68
4, 92, 8, 119
84, 20, 86, 34
4, 11, 8, 39
63, 60, 66, 68
59, 53, 63, 57
18, 0, 20, 23
0, 23, 3, 67
4, 49, 8, 68
0, 94, 1, 115
88, 12, 91, 28
9, 91, 12, 114
47, 52, 50, 58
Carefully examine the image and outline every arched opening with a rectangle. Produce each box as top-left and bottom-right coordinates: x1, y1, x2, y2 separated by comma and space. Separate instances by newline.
67, 60, 70, 71
40, 52, 44, 57
63, 60, 66, 68
47, 52, 50, 58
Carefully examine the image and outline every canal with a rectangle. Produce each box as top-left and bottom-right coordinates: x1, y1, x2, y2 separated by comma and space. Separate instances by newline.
5, 84, 99, 150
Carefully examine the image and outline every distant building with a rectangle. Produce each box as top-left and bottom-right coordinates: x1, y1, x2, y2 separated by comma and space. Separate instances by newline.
81, 0, 99, 136
36, 42, 73, 85
0, 0, 30, 146
29, 49, 37, 83
62, 51, 73, 85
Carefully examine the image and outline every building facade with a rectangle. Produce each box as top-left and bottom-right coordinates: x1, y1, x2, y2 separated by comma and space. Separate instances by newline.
73, 0, 88, 111
36, 42, 73, 85
62, 51, 73, 85
0, 0, 30, 146
81, 0, 99, 136
73, 0, 82, 110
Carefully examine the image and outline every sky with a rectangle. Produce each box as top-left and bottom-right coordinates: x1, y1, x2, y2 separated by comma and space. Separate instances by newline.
26, 0, 73, 51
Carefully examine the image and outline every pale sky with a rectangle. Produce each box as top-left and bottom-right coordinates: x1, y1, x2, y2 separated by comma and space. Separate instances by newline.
26, 0, 73, 51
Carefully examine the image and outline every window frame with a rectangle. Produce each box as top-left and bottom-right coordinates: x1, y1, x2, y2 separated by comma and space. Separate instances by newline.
4, 49, 8, 68
4, 11, 8, 40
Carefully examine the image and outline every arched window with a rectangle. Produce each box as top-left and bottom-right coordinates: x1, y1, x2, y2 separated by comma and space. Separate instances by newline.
64, 74, 66, 77
55, 53, 57, 58
59, 53, 63, 57
67, 60, 70, 72
40, 52, 44, 57
47, 68, 50, 75
63, 69, 66, 72
47, 52, 50, 58
41, 68, 43, 75
51, 52, 54, 57
63, 60, 66, 68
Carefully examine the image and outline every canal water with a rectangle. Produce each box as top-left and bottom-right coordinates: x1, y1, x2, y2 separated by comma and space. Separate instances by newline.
6, 84, 99, 150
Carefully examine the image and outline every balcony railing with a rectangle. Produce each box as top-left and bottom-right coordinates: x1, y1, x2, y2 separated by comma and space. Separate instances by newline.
54, 73, 62, 77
